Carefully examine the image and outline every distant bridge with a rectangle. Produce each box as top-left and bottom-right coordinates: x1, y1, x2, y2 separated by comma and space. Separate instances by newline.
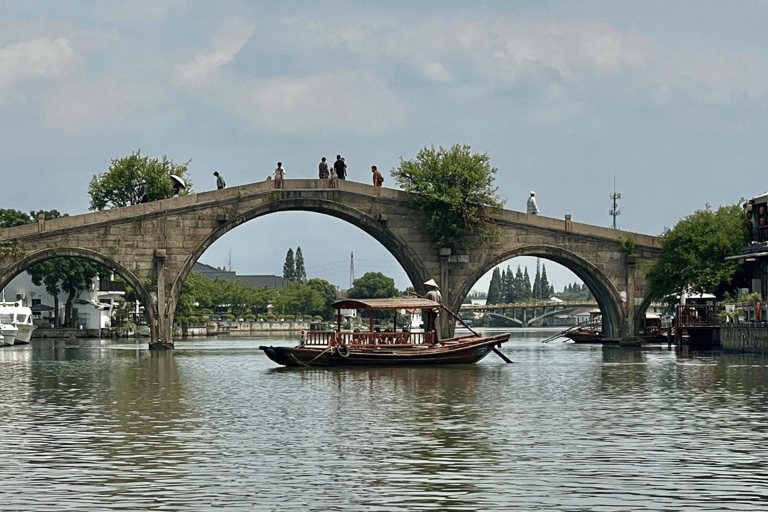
461, 301, 598, 326
0, 179, 660, 347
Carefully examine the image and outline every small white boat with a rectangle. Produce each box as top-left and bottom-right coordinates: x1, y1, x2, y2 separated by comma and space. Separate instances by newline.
0, 302, 36, 344
0, 323, 18, 346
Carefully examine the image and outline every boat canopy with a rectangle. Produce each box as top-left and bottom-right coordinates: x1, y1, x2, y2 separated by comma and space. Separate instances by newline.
332, 297, 440, 311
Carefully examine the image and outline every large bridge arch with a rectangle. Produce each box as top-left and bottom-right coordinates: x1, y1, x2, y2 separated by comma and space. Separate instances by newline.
456, 245, 627, 339
0, 247, 155, 333
165, 197, 431, 325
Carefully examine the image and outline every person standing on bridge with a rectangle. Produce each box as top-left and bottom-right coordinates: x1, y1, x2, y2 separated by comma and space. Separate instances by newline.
274, 162, 285, 188
318, 157, 329, 179
527, 191, 539, 215
372, 165, 383, 187
214, 171, 225, 190
136, 179, 149, 203
334, 155, 346, 180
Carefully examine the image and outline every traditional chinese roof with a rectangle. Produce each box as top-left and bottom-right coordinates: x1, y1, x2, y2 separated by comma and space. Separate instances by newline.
332, 297, 440, 311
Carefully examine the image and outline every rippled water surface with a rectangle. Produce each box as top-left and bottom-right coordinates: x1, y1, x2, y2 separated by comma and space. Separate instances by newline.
1, 330, 768, 511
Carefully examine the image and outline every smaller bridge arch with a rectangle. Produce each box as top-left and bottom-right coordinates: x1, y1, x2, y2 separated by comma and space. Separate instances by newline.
456, 245, 627, 339
0, 247, 155, 336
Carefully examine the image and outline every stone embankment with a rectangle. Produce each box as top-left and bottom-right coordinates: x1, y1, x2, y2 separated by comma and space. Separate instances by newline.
176, 320, 311, 337
720, 323, 768, 355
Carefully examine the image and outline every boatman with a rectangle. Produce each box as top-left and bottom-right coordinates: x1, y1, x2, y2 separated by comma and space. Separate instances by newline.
424, 279, 442, 343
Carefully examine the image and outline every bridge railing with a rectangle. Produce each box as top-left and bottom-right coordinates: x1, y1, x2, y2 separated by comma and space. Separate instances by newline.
302, 330, 434, 346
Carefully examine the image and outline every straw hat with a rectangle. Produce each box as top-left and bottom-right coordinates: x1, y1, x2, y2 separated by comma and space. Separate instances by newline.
424, 279, 438, 288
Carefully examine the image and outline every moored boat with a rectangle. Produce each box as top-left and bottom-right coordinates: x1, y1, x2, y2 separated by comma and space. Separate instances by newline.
260, 297, 511, 367
0, 323, 18, 346
0, 302, 36, 344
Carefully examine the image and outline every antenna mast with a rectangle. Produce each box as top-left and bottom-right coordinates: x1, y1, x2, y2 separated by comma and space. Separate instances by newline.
609, 177, 621, 229
349, 251, 355, 288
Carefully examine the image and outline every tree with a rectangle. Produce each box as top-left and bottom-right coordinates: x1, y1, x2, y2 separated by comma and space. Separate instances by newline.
283, 248, 295, 281
521, 267, 532, 301
348, 272, 398, 299
27, 257, 111, 327
88, 150, 193, 210
540, 264, 551, 300
391, 144, 505, 250
306, 278, 338, 319
295, 247, 307, 283
0, 209, 67, 228
486, 267, 502, 304
647, 203, 748, 301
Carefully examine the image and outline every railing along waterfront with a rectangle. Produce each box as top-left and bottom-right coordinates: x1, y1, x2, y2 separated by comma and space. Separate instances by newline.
302, 330, 434, 346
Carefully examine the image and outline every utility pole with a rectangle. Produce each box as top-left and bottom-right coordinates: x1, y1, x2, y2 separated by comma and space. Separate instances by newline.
609, 177, 621, 230
349, 251, 354, 288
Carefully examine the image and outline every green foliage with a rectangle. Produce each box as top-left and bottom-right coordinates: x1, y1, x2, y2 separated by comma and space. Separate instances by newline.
88, 149, 193, 210
391, 144, 505, 250
295, 247, 307, 283
348, 272, 398, 300
617, 233, 638, 256
283, 248, 295, 281
646, 203, 748, 301
486, 268, 503, 305
0, 209, 67, 228
306, 278, 338, 320
27, 257, 112, 327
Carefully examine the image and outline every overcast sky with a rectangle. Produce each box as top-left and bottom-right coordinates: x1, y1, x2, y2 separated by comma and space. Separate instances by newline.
3, 1, 766, 294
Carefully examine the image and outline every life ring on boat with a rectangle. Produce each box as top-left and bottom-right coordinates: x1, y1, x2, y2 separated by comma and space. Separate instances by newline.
337, 344, 350, 358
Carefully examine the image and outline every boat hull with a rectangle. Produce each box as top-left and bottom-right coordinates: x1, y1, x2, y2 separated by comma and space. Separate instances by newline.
260, 334, 511, 367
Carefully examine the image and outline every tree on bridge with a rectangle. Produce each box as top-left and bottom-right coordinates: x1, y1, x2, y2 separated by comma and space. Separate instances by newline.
646, 203, 748, 302
0, 209, 67, 228
88, 150, 193, 210
391, 144, 505, 251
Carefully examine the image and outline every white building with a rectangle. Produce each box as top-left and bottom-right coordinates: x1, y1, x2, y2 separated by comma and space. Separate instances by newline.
1, 272, 126, 330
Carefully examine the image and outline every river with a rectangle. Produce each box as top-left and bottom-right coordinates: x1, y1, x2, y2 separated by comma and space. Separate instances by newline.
1, 329, 767, 511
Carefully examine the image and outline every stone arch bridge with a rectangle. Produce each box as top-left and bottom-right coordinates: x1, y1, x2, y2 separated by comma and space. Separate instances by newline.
0, 179, 660, 348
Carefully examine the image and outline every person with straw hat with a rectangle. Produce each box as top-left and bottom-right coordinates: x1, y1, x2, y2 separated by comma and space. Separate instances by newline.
424, 279, 442, 342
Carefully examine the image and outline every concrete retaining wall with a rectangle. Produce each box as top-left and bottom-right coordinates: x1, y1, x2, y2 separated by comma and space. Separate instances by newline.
720, 323, 768, 354
175, 320, 312, 337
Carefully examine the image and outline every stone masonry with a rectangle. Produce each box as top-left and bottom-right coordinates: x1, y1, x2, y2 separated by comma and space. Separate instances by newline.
0, 179, 660, 347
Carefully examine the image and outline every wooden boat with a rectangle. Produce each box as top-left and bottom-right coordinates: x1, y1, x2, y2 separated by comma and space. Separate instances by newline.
260, 297, 511, 367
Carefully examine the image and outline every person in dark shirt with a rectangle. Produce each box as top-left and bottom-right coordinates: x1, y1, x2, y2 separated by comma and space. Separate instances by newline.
334, 155, 346, 180
137, 180, 149, 203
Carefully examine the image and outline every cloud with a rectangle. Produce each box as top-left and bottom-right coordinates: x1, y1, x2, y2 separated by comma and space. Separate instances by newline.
231, 72, 405, 135
0, 37, 80, 96
173, 21, 255, 89
45, 77, 165, 131
92, 0, 183, 22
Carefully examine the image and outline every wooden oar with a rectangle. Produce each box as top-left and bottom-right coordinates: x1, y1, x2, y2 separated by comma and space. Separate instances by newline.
440, 304, 513, 364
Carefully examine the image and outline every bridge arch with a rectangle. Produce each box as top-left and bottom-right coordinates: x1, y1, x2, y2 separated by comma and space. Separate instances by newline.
165, 197, 430, 323
456, 245, 627, 338
0, 247, 154, 332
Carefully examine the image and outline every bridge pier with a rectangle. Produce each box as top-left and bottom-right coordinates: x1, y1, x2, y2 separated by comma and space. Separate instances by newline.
149, 249, 174, 350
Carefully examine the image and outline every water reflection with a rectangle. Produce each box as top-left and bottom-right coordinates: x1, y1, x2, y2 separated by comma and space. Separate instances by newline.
0, 335, 767, 510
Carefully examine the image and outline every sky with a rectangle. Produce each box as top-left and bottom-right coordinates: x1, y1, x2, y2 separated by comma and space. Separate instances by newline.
2, 1, 767, 294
